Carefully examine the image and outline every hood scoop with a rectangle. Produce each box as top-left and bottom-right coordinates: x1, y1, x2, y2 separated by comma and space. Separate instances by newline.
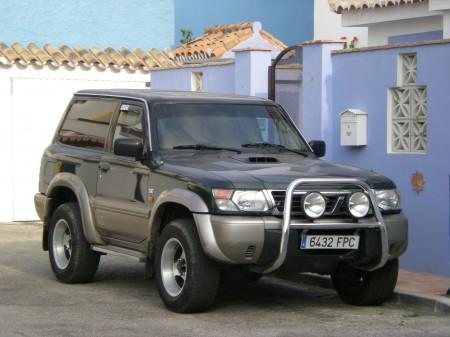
247, 156, 279, 164
231, 154, 281, 164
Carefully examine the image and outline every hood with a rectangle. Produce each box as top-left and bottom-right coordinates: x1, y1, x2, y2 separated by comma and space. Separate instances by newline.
157, 151, 396, 190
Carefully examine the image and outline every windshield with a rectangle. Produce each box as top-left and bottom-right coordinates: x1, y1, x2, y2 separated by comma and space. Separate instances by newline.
152, 103, 310, 153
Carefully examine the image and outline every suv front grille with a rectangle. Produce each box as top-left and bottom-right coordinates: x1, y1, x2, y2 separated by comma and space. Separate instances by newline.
270, 190, 355, 218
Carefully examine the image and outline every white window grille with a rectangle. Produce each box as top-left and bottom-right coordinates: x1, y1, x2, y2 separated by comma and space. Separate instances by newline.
399, 53, 417, 85
388, 53, 427, 153
191, 72, 203, 92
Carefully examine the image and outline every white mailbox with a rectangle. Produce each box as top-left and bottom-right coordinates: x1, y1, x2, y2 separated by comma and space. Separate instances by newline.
340, 109, 367, 146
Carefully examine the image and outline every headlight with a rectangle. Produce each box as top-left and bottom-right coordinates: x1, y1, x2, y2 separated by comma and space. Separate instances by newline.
373, 189, 401, 211
348, 192, 370, 218
213, 189, 269, 212
303, 192, 326, 218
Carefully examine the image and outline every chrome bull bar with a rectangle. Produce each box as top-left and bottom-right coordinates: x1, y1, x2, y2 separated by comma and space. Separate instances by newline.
257, 178, 389, 274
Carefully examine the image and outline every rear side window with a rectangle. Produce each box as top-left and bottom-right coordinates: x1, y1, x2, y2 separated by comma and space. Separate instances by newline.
58, 98, 118, 150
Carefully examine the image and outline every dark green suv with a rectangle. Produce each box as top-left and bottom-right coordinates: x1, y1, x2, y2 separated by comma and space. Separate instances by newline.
35, 89, 407, 312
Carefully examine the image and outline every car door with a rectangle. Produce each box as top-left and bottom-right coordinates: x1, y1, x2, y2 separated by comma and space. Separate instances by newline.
94, 101, 151, 244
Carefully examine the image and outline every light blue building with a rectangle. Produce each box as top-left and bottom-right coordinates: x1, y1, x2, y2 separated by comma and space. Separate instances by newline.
301, 40, 450, 278
0, 0, 175, 50
0, 0, 314, 50
174, 0, 313, 47
304, 0, 450, 277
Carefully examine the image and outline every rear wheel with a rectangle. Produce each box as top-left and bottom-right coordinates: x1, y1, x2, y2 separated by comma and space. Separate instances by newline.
48, 203, 100, 283
331, 259, 399, 305
155, 219, 220, 313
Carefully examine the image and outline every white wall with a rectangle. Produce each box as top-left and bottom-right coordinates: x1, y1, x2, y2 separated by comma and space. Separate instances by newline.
444, 11, 450, 38
0, 65, 149, 222
341, 1, 443, 46
429, 0, 450, 39
429, 0, 450, 11
368, 15, 443, 46
342, 2, 437, 26
0, 77, 14, 222
314, 0, 368, 47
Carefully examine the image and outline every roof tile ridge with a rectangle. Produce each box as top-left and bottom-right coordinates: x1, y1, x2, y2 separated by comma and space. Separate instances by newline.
43, 44, 74, 68
74, 45, 104, 69
27, 43, 55, 66
12, 43, 42, 65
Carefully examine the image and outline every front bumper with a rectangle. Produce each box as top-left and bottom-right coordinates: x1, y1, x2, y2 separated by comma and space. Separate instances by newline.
196, 213, 407, 268
195, 178, 407, 273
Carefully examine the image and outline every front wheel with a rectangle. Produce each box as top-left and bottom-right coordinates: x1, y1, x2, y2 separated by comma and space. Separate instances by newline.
331, 259, 399, 306
48, 202, 100, 283
155, 219, 220, 313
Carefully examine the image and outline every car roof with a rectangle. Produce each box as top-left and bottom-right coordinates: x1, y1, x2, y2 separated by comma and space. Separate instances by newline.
75, 89, 273, 105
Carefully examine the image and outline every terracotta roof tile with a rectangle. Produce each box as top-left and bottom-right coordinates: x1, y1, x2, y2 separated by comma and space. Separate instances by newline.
60, 45, 86, 67
119, 48, 145, 69
28, 43, 55, 65
105, 47, 127, 68
0, 43, 23, 64
12, 43, 37, 64
0, 42, 177, 72
260, 30, 286, 51
329, 0, 426, 13
149, 48, 172, 67
74, 45, 103, 68
91, 46, 118, 69
211, 45, 227, 58
44, 44, 73, 67
133, 48, 155, 69
172, 22, 286, 61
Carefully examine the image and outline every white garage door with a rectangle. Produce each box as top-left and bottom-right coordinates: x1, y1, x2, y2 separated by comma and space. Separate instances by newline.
11, 77, 145, 221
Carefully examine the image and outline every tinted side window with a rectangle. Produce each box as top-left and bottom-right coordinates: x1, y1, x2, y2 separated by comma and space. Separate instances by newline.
58, 99, 118, 150
112, 104, 144, 145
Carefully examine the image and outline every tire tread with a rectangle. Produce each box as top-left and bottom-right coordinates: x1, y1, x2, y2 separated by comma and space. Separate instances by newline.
49, 202, 100, 283
332, 259, 399, 306
155, 219, 220, 313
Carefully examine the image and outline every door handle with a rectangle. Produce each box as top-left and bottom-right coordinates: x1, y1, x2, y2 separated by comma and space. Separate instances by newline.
99, 163, 111, 173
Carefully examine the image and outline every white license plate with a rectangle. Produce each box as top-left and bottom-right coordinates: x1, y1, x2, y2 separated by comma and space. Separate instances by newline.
300, 235, 359, 250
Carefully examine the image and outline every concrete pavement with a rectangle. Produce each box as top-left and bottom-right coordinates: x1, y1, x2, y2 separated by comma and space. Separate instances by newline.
0, 222, 449, 337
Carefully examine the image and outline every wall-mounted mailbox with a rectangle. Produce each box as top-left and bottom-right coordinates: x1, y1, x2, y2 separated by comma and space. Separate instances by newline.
340, 109, 367, 146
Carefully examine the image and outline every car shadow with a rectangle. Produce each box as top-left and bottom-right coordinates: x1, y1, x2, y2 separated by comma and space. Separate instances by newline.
1, 240, 386, 314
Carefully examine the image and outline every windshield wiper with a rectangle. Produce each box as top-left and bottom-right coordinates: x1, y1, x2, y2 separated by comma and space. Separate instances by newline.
241, 142, 308, 156
173, 144, 241, 154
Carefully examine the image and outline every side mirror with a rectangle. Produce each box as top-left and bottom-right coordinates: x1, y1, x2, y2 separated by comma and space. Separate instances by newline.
309, 140, 326, 158
114, 138, 143, 159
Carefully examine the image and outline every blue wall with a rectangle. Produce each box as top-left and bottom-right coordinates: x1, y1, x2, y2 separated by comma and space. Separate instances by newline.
0, 0, 175, 49
1, 0, 312, 50
329, 44, 450, 277
388, 31, 443, 44
152, 63, 235, 94
174, 0, 313, 47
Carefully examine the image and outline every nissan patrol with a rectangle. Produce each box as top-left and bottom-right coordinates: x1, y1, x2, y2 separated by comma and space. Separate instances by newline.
35, 89, 407, 312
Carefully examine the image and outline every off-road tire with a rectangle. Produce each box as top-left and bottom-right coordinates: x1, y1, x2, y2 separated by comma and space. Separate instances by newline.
331, 259, 399, 306
48, 202, 100, 283
155, 219, 220, 313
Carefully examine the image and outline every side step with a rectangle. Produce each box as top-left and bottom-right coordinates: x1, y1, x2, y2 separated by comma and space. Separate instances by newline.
91, 244, 147, 262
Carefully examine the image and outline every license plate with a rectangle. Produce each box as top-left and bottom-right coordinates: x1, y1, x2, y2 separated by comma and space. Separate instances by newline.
300, 235, 359, 250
